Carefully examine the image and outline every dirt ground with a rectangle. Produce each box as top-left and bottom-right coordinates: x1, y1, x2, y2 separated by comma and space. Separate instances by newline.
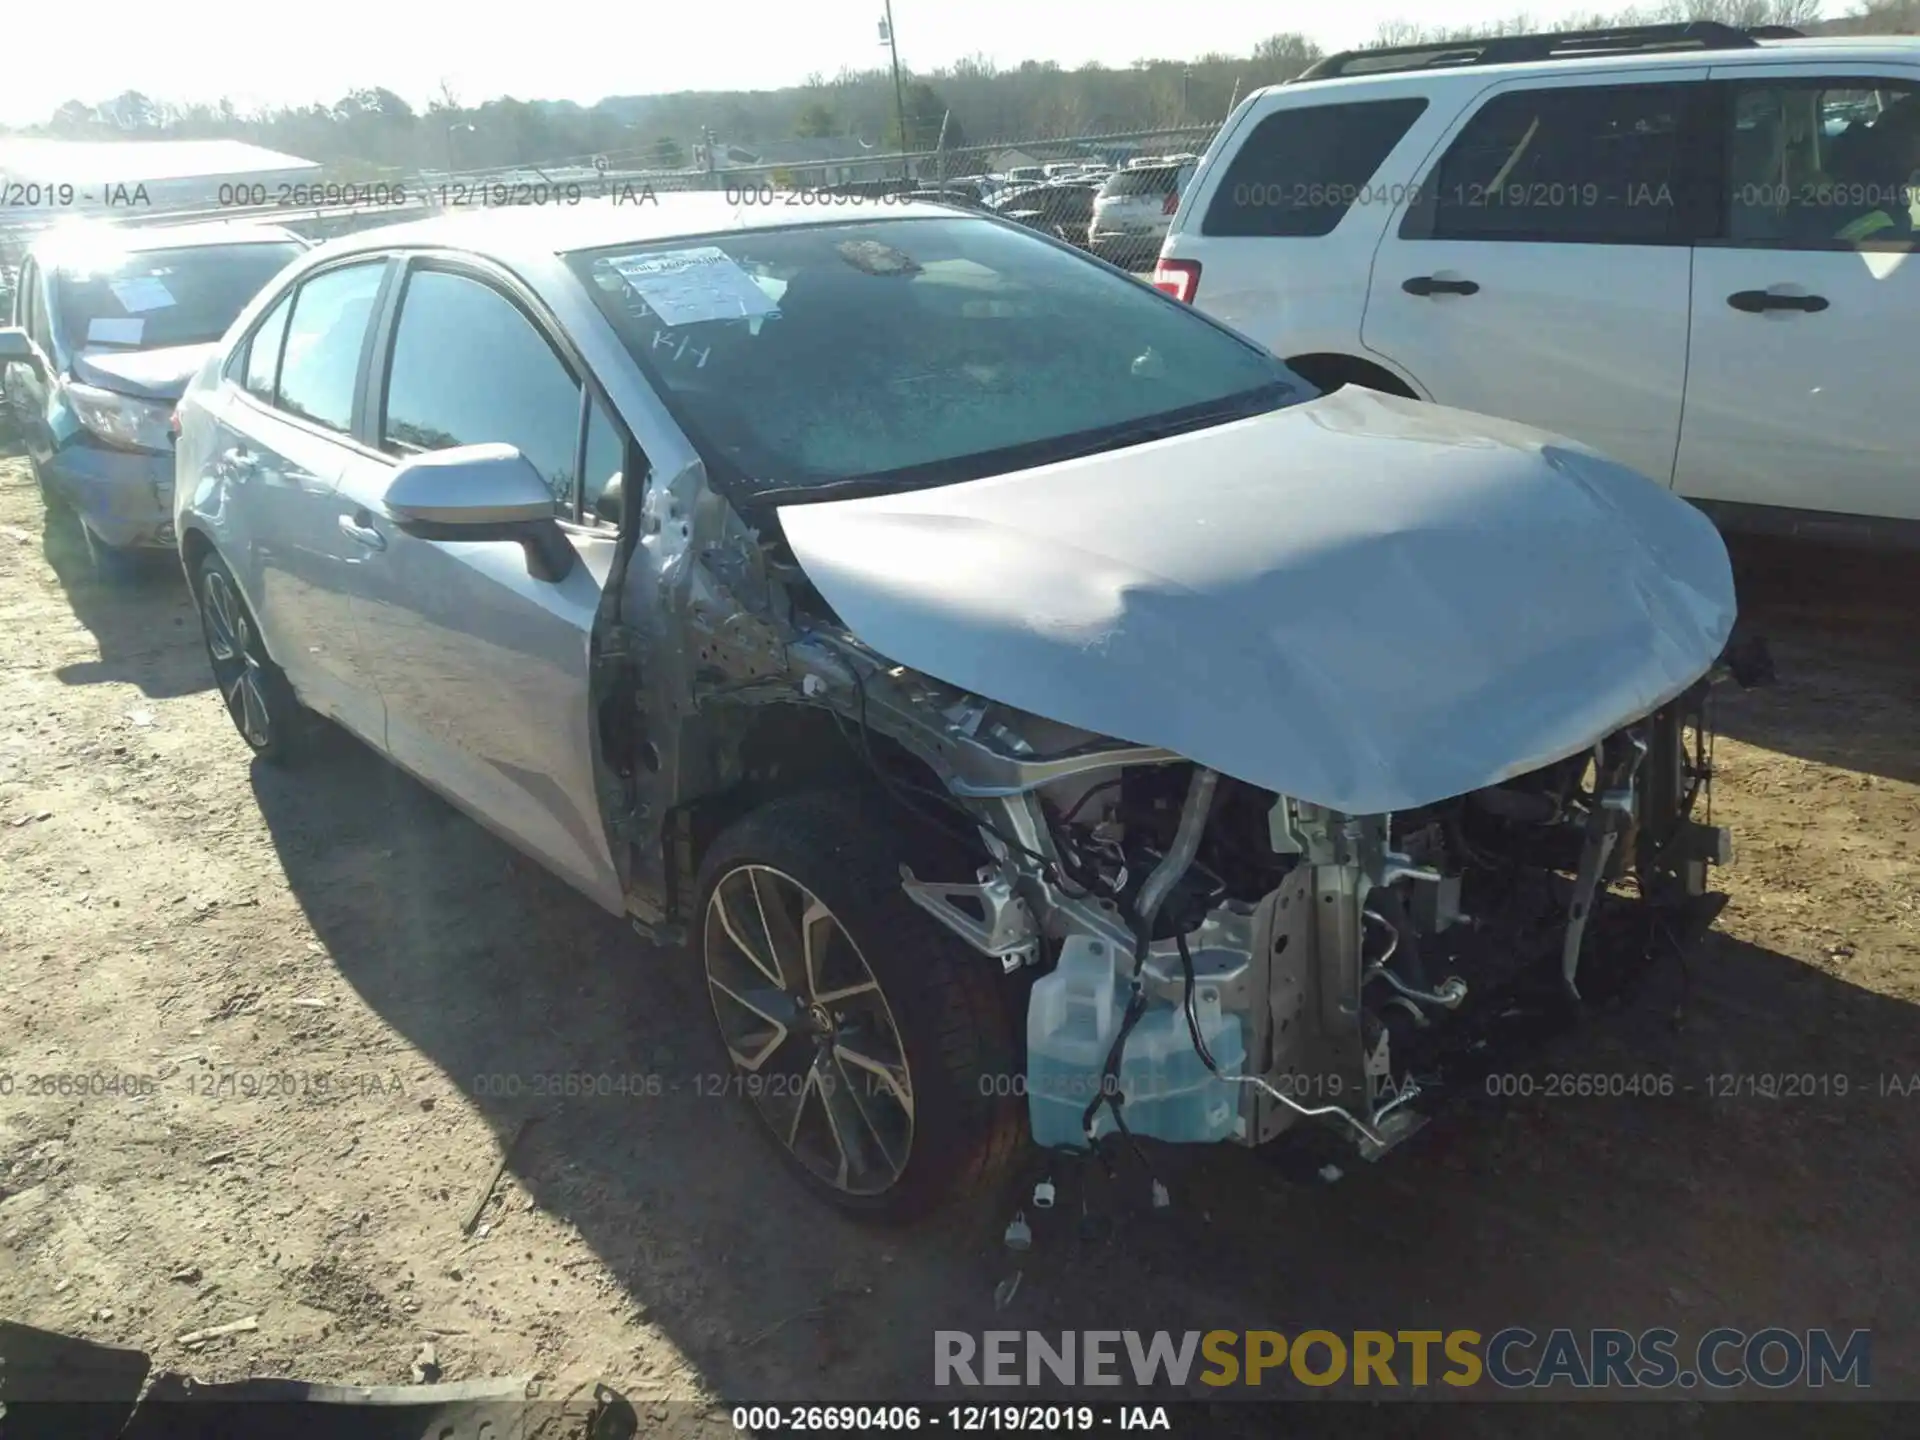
1, 450, 1916, 1427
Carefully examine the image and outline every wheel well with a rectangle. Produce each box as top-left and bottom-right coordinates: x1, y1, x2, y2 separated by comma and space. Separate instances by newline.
665, 702, 981, 923
1283, 352, 1421, 400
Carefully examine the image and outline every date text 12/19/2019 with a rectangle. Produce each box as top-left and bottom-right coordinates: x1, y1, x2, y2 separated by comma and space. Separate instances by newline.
729, 1405, 1172, 1432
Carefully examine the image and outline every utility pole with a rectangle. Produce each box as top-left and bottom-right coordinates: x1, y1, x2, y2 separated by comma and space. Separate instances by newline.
879, 3, 908, 172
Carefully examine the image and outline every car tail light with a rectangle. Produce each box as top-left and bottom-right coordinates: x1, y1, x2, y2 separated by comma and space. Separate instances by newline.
1153, 259, 1201, 303
1163, 190, 1179, 216
168, 408, 181, 438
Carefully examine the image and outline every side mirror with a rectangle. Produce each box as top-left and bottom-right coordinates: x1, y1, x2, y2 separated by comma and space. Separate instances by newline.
382, 443, 575, 582
0, 327, 35, 366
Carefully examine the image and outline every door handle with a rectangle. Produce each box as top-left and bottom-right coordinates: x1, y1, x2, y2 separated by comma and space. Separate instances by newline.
1403, 275, 1480, 297
338, 512, 386, 551
1727, 290, 1828, 314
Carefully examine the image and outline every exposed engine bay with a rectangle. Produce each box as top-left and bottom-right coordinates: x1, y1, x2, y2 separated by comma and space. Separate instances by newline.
877, 667, 1729, 1159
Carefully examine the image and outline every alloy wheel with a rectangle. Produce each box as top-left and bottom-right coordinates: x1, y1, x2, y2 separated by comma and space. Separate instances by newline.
702, 864, 915, 1196
201, 570, 272, 749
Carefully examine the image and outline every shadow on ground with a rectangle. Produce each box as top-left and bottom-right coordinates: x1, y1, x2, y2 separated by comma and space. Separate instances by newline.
249, 719, 1920, 1410
34, 500, 209, 700
1717, 535, 1920, 786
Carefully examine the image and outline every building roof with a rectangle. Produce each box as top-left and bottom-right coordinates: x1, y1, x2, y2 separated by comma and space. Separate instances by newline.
0, 137, 320, 185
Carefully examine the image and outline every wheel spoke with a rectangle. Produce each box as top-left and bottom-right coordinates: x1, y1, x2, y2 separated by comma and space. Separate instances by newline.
712, 873, 784, 989
238, 673, 272, 747
204, 577, 238, 662
803, 898, 877, 1005
832, 1049, 905, 1179
705, 974, 792, 1071
833, 1039, 914, 1125
748, 869, 805, 992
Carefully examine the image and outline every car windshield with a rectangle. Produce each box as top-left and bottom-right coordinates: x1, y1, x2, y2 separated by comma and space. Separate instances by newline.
53, 241, 303, 351
566, 216, 1302, 502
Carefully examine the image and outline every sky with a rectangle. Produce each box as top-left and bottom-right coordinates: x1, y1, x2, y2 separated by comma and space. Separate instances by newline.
4, 0, 1854, 126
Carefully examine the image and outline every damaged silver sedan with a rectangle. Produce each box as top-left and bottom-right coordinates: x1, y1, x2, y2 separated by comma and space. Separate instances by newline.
174, 199, 1739, 1219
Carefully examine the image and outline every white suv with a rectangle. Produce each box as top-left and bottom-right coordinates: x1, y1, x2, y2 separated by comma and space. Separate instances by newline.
1156, 21, 1920, 546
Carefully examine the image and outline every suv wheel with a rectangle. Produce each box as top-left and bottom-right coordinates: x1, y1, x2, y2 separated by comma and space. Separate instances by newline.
193, 552, 310, 764
694, 792, 1023, 1221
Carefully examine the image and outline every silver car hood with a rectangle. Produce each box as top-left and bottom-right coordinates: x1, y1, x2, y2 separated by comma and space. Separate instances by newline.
777, 389, 1736, 815
72, 342, 222, 401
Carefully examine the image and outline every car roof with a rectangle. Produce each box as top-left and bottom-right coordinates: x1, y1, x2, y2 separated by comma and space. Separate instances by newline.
306, 193, 965, 267
1264, 34, 1920, 98
29, 219, 305, 267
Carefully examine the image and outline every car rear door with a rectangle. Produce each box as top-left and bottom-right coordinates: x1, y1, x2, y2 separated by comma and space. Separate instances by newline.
1675, 64, 1920, 530
1361, 72, 1715, 485
198, 258, 392, 738
335, 256, 632, 912
5, 260, 55, 466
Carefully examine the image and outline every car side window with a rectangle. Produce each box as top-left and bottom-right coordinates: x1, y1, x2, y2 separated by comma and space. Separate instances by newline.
276, 262, 386, 434
1725, 79, 1920, 250
381, 268, 582, 513
1202, 99, 1429, 237
1425, 83, 1694, 244
581, 395, 629, 527
241, 292, 293, 403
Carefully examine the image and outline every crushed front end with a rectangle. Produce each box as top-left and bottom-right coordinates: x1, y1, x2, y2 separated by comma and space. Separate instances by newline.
895, 678, 1731, 1161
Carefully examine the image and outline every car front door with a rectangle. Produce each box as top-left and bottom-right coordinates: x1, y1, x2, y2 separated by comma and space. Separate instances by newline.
1363, 72, 1714, 486
336, 258, 631, 912
203, 259, 392, 737
1676, 66, 1920, 530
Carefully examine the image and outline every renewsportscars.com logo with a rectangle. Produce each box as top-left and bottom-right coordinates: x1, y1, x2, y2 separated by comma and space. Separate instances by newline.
934, 1328, 1872, 1391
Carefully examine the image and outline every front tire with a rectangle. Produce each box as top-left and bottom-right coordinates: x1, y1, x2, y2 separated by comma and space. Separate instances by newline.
193, 551, 310, 765
694, 792, 1023, 1222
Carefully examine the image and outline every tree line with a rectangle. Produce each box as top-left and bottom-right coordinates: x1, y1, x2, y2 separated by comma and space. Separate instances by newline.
4, 0, 1901, 175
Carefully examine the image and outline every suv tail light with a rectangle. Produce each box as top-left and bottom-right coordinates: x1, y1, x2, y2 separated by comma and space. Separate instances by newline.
168, 408, 181, 439
1153, 259, 1201, 303
1162, 190, 1179, 216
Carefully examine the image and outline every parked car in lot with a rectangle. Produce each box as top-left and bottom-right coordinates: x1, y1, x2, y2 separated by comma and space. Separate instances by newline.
992, 180, 1101, 248
175, 197, 1736, 1219
1089, 159, 1197, 268
1156, 20, 1920, 547
0, 221, 307, 577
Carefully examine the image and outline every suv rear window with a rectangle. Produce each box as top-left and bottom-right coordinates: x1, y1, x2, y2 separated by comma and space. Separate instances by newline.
1202, 98, 1428, 237
1102, 166, 1184, 198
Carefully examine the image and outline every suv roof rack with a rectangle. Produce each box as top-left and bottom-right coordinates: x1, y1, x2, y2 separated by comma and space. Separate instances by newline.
1291, 20, 1790, 83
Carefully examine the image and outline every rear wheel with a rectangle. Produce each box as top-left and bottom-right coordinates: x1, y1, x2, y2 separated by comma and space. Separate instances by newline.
694, 792, 1023, 1222
193, 551, 311, 765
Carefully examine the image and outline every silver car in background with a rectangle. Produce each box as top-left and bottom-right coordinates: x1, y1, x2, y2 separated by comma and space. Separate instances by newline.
173, 198, 1737, 1221
0, 221, 306, 578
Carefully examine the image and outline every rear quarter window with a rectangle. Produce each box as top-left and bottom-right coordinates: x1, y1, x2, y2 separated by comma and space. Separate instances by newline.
1201, 97, 1429, 237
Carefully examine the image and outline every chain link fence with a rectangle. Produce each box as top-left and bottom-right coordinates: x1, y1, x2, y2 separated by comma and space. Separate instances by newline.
0, 122, 1223, 317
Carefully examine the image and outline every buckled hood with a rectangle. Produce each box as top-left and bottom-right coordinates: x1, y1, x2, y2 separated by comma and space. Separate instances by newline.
71, 342, 222, 402
777, 388, 1737, 815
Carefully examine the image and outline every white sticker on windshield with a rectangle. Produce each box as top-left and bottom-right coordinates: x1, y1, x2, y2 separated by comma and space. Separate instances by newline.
108, 276, 176, 313
607, 247, 780, 327
87, 317, 145, 344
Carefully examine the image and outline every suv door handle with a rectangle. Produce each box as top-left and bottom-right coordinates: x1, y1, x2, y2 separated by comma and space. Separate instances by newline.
1403, 275, 1480, 297
1728, 289, 1828, 314
338, 512, 386, 551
